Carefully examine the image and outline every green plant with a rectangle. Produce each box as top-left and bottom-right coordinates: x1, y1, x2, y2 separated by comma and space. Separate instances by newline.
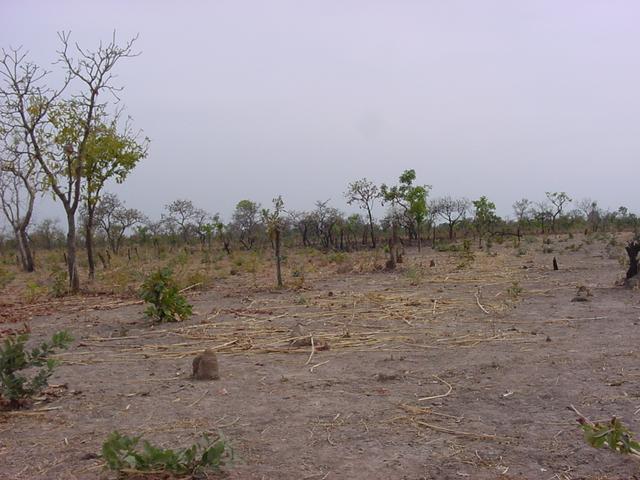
506, 281, 523, 300
0, 266, 15, 291
102, 431, 231, 476
327, 252, 347, 264
404, 264, 425, 286
579, 417, 640, 458
456, 240, 475, 269
141, 267, 193, 322
0, 331, 73, 409
23, 281, 47, 303
49, 264, 68, 297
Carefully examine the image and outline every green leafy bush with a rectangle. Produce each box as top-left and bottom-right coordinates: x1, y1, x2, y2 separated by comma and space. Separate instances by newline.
579, 417, 640, 457
102, 431, 230, 476
141, 267, 193, 322
0, 331, 73, 409
49, 264, 68, 297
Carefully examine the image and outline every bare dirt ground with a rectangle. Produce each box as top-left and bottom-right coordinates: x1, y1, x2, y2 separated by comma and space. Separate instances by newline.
1, 235, 640, 480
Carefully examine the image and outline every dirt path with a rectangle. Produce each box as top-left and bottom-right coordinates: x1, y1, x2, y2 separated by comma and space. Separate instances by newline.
1, 239, 639, 479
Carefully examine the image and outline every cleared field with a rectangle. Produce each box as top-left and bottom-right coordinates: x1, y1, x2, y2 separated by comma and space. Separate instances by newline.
1, 235, 639, 479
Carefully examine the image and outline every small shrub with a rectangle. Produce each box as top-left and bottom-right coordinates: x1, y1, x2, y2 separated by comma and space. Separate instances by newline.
437, 243, 460, 253
507, 281, 523, 300
49, 264, 68, 298
0, 331, 73, 409
327, 252, 347, 264
456, 240, 475, 269
0, 266, 15, 291
141, 267, 193, 322
579, 417, 640, 457
23, 281, 47, 303
404, 264, 425, 286
102, 431, 231, 476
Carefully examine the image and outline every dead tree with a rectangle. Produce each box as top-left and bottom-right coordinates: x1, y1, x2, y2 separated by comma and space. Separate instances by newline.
0, 147, 39, 272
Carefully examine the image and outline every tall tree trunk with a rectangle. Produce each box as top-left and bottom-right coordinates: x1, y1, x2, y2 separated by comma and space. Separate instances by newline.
14, 229, 28, 271
626, 240, 640, 279
275, 228, 283, 288
417, 223, 422, 252
432, 224, 436, 249
386, 220, 398, 270
19, 229, 35, 272
85, 213, 96, 280
448, 222, 454, 240
66, 212, 80, 293
367, 208, 376, 248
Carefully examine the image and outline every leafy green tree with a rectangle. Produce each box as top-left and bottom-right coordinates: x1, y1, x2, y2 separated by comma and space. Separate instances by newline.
405, 184, 430, 251
381, 169, 430, 264
80, 114, 148, 278
472, 196, 497, 247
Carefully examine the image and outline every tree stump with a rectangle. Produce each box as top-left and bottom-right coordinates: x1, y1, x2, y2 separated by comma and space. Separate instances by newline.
625, 238, 640, 280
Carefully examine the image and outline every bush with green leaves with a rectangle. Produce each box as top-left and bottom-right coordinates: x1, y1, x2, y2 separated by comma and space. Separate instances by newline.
141, 267, 193, 322
0, 331, 73, 409
102, 431, 230, 476
579, 416, 640, 458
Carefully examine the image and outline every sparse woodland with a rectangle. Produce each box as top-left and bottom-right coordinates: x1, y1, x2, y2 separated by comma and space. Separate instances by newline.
1, 33, 640, 480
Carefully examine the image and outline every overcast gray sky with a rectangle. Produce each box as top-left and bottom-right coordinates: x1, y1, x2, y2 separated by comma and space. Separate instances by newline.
2, 0, 639, 223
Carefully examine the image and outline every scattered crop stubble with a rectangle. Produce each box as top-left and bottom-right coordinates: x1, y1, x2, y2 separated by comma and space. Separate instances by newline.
1, 239, 640, 479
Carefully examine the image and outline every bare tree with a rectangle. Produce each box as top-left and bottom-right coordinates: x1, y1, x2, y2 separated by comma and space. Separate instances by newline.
546, 191, 572, 233
0, 33, 140, 292
261, 196, 285, 287
311, 200, 341, 250
232, 199, 261, 250
512, 198, 532, 225
94, 193, 145, 254
532, 202, 553, 234
433, 196, 470, 241
162, 199, 207, 244
0, 143, 39, 271
31, 218, 64, 250
576, 198, 600, 232
344, 178, 379, 248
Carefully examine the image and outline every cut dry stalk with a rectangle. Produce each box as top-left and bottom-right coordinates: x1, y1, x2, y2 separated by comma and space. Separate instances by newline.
474, 287, 491, 315
419, 375, 453, 402
305, 335, 315, 365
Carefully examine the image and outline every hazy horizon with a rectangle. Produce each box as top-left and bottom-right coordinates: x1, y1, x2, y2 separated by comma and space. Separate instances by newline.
2, 0, 639, 226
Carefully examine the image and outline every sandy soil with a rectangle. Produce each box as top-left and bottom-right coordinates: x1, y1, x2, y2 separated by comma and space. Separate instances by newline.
1, 235, 639, 480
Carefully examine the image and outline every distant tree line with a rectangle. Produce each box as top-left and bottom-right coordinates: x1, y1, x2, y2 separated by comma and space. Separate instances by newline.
1, 35, 638, 289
